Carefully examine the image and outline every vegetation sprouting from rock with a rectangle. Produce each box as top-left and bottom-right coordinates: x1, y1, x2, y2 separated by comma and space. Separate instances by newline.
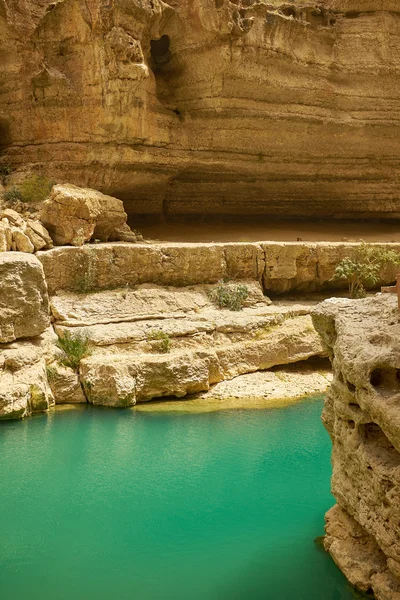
56, 331, 92, 371
148, 330, 171, 353
208, 281, 249, 311
20, 174, 54, 204
334, 243, 400, 298
3, 187, 23, 204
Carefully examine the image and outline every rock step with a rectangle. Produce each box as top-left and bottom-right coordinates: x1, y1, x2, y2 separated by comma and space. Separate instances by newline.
38, 241, 400, 296
73, 313, 324, 406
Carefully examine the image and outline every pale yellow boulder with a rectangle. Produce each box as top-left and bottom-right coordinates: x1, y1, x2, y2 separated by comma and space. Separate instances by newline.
40, 184, 135, 246
11, 227, 35, 253
47, 363, 87, 404
0, 253, 50, 342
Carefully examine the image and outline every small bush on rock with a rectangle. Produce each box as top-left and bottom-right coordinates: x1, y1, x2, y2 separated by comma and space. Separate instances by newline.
208, 281, 249, 311
20, 174, 54, 203
56, 331, 92, 371
334, 243, 400, 298
148, 330, 171, 354
3, 187, 23, 204
0, 164, 12, 182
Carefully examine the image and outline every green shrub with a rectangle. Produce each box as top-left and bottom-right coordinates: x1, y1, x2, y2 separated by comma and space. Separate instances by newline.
45, 364, 57, 383
0, 164, 12, 182
334, 243, 400, 298
208, 281, 249, 311
56, 331, 92, 371
148, 330, 171, 354
20, 174, 54, 203
3, 187, 23, 204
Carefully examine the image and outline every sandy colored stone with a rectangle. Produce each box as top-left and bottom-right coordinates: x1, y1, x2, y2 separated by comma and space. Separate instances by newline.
313, 294, 400, 598
40, 184, 134, 246
37, 241, 400, 296
80, 359, 136, 408
11, 227, 34, 253
2, 2, 400, 219
190, 360, 332, 405
78, 312, 324, 406
0, 253, 50, 343
0, 220, 12, 252
0, 330, 55, 420
26, 220, 53, 248
47, 363, 86, 405
2, 208, 24, 227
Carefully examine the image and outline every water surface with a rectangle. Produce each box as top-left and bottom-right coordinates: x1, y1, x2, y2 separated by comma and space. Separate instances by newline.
0, 398, 361, 600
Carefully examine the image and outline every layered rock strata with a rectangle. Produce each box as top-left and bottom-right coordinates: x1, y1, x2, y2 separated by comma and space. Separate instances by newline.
313, 295, 400, 600
38, 241, 400, 296
1, 1, 400, 218
0, 253, 54, 420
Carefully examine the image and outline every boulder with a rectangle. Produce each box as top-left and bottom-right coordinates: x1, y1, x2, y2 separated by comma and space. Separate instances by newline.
40, 184, 135, 246
11, 227, 34, 253
0, 253, 50, 343
47, 363, 87, 404
0, 332, 55, 420
0, 220, 12, 252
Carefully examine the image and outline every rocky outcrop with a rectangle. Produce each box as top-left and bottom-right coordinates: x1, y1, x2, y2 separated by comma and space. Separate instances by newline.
2, 1, 400, 219
37, 241, 400, 296
312, 295, 400, 600
40, 184, 137, 246
53, 281, 324, 406
0, 252, 50, 342
0, 209, 53, 253
0, 253, 55, 419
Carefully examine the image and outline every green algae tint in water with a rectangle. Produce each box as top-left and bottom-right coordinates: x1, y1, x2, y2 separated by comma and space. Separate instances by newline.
0, 397, 359, 600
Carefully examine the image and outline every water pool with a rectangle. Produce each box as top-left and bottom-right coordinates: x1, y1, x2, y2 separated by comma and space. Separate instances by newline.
0, 398, 362, 600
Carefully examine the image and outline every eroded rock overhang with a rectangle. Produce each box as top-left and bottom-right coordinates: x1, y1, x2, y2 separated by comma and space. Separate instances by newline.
1, 0, 400, 218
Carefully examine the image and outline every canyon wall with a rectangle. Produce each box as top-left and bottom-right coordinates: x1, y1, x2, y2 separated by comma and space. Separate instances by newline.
1, 0, 400, 219
313, 295, 400, 600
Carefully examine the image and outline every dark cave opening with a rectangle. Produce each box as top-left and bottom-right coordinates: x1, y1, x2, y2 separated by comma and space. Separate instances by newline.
150, 35, 171, 71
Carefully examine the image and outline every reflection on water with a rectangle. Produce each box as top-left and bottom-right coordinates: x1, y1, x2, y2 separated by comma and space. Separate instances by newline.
0, 398, 362, 600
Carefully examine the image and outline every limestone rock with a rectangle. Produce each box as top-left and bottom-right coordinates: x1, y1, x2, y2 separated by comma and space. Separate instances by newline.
40, 184, 135, 246
80, 359, 136, 408
24, 219, 53, 251
0, 331, 55, 420
0, 253, 50, 343
37, 241, 400, 296
0, 220, 12, 252
11, 227, 34, 253
2, 2, 400, 219
312, 295, 400, 598
2, 208, 24, 228
47, 363, 86, 404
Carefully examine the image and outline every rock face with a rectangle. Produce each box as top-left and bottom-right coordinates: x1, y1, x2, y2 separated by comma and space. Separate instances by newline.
2, 1, 400, 219
0, 252, 50, 343
312, 295, 400, 600
40, 184, 136, 246
0, 328, 55, 420
37, 241, 400, 296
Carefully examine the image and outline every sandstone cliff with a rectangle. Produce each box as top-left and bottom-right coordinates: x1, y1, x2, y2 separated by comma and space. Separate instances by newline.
313, 295, 400, 600
1, 0, 400, 219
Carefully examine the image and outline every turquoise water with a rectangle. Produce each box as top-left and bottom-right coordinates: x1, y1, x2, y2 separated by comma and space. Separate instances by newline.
0, 398, 362, 600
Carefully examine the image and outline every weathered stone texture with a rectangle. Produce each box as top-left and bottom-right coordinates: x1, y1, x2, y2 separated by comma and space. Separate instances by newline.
313, 295, 400, 600
40, 184, 135, 246
0, 252, 50, 343
37, 241, 400, 295
2, 1, 400, 218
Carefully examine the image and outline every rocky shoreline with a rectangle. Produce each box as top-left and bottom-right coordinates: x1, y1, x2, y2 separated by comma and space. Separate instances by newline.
313, 296, 400, 600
